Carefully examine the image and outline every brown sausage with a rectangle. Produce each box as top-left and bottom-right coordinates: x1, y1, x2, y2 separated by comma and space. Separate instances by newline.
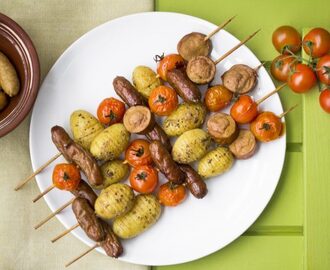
113, 76, 146, 106
149, 141, 184, 184
70, 180, 97, 207
51, 126, 103, 186
167, 68, 201, 103
72, 197, 105, 242
146, 123, 172, 151
99, 221, 123, 258
180, 164, 208, 199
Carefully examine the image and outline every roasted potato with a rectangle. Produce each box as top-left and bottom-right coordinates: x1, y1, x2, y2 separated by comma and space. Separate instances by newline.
172, 129, 211, 164
132, 66, 161, 98
0, 51, 20, 97
0, 90, 8, 111
95, 183, 135, 219
90, 123, 130, 161
70, 110, 104, 150
162, 103, 206, 136
198, 146, 234, 178
112, 194, 161, 239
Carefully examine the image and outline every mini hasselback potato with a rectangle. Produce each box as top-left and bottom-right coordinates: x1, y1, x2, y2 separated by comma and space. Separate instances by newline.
112, 194, 161, 239
95, 183, 135, 219
132, 66, 162, 98
0, 51, 20, 97
172, 129, 211, 164
198, 146, 234, 178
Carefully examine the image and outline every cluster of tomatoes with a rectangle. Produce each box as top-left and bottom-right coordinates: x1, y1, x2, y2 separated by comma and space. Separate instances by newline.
270, 26, 330, 113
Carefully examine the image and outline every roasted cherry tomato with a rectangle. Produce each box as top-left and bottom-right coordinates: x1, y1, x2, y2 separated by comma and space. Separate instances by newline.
129, 165, 158, 194
288, 63, 317, 93
158, 182, 186, 207
316, 54, 330, 85
230, 95, 258, 124
270, 55, 296, 82
272, 26, 301, 54
319, 89, 330, 113
303, 28, 330, 58
156, 54, 185, 81
125, 139, 152, 167
148, 85, 178, 116
204, 85, 233, 112
97, 97, 126, 125
250, 112, 283, 142
52, 163, 81, 191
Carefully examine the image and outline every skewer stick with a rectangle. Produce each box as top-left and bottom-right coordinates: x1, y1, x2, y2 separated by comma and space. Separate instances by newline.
34, 198, 75, 229
51, 223, 79, 243
256, 83, 287, 105
279, 104, 299, 118
65, 243, 99, 267
214, 29, 261, 65
32, 185, 55, 203
204, 15, 237, 41
254, 62, 265, 71
14, 152, 61, 191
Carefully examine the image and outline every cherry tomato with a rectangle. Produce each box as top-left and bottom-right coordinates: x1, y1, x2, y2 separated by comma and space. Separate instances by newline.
230, 95, 258, 124
319, 89, 330, 113
129, 165, 158, 194
52, 163, 81, 191
270, 55, 296, 82
97, 97, 126, 125
204, 85, 233, 112
316, 54, 330, 85
158, 182, 186, 207
303, 28, 330, 58
272, 26, 301, 54
148, 85, 178, 116
156, 54, 185, 81
125, 139, 152, 167
250, 112, 283, 142
287, 63, 317, 93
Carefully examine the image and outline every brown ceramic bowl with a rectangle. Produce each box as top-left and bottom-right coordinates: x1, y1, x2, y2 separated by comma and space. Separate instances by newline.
0, 13, 40, 137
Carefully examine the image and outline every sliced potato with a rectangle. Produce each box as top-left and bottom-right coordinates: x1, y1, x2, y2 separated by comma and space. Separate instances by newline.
162, 103, 206, 136
0, 51, 20, 97
70, 110, 104, 150
172, 129, 211, 164
95, 183, 135, 219
112, 194, 161, 239
132, 66, 161, 98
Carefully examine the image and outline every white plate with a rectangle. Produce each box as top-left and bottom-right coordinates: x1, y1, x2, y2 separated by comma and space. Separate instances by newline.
30, 12, 285, 266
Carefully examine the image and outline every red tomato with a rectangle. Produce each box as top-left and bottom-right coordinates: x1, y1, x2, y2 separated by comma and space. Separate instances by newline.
270, 55, 296, 82
272, 26, 301, 54
97, 97, 126, 125
125, 139, 152, 167
319, 89, 330, 113
250, 112, 283, 142
52, 163, 81, 191
158, 182, 186, 207
303, 28, 330, 58
316, 55, 330, 85
204, 85, 233, 112
148, 85, 178, 116
156, 54, 185, 81
230, 95, 258, 124
129, 165, 158, 194
288, 63, 317, 93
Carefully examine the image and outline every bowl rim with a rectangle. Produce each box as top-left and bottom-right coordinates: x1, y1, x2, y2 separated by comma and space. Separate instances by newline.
0, 12, 40, 137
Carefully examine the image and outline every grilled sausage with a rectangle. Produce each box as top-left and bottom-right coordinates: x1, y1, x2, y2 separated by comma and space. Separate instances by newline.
146, 123, 172, 151
70, 180, 97, 207
167, 69, 201, 103
180, 164, 207, 199
51, 126, 103, 186
113, 76, 146, 106
99, 221, 123, 258
72, 197, 105, 242
149, 141, 184, 184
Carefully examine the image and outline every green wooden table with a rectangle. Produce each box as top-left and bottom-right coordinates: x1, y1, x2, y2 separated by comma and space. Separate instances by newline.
154, 0, 330, 269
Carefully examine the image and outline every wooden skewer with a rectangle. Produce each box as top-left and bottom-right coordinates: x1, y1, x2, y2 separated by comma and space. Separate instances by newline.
14, 152, 61, 191
51, 223, 79, 243
204, 15, 237, 41
34, 198, 75, 229
65, 243, 99, 267
32, 185, 55, 203
256, 83, 287, 105
214, 29, 261, 65
279, 104, 299, 118
254, 62, 265, 71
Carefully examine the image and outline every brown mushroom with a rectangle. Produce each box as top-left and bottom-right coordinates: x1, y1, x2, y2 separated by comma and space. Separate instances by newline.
177, 32, 212, 61
123, 106, 155, 134
229, 129, 257, 159
207, 112, 238, 145
221, 64, 257, 94
186, 56, 216, 84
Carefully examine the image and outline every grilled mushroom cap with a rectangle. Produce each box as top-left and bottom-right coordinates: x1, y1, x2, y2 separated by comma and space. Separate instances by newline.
123, 106, 155, 134
186, 56, 216, 84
